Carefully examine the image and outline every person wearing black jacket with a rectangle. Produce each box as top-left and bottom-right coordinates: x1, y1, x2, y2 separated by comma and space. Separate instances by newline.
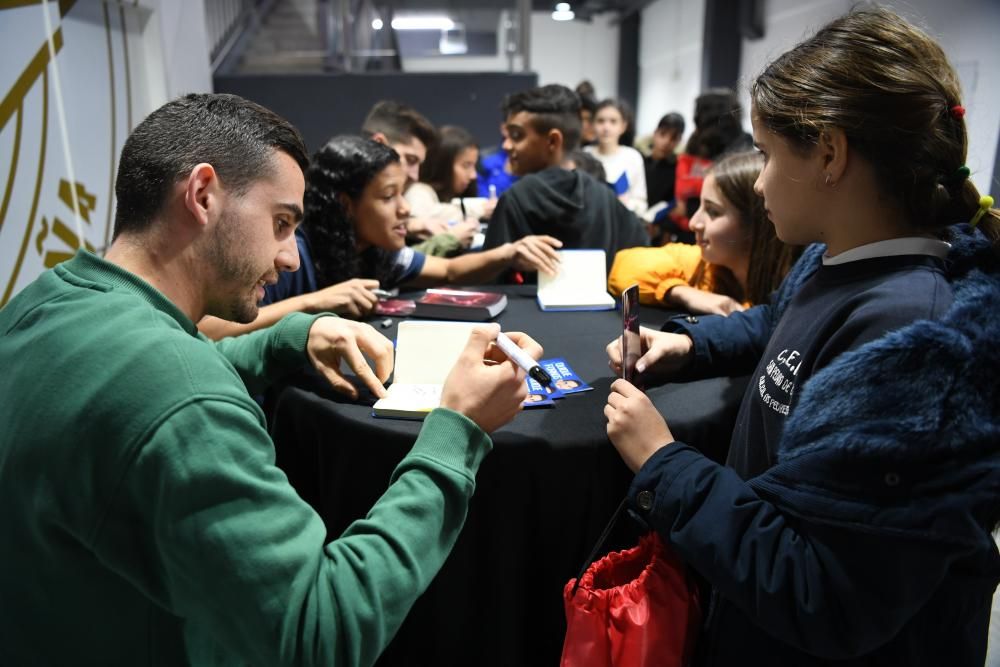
484, 84, 648, 272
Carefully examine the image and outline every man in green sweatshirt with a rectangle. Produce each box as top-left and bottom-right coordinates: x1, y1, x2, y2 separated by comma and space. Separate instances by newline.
0, 93, 537, 666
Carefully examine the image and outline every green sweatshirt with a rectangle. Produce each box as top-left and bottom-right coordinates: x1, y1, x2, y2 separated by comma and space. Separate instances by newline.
0, 250, 492, 666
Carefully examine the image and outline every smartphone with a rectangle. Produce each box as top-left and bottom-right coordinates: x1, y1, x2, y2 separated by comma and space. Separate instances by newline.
621, 284, 641, 386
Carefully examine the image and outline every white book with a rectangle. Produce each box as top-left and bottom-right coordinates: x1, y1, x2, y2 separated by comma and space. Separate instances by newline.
372, 321, 479, 419
536, 249, 616, 311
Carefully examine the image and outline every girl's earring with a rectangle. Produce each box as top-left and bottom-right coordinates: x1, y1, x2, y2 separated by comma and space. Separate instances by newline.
824, 173, 833, 187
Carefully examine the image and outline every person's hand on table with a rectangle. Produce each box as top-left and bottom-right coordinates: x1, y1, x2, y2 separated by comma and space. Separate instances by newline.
668, 285, 745, 316
449, 219, 480, 248
306, 278, 380, 318
306, 316, 394, 400
440, 324, 542, 433
507, 235, 563, 277
605, 378, 674, 473
606, 327, 694, 380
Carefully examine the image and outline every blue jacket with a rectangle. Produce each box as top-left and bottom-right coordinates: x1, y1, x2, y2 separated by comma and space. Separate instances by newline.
634, 225, 1000, 665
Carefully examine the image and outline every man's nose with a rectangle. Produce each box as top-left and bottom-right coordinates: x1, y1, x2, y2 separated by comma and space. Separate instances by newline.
276, 233, 300, 273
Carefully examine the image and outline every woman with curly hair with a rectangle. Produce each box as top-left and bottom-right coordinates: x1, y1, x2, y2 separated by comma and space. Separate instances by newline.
200, 135, 560, 340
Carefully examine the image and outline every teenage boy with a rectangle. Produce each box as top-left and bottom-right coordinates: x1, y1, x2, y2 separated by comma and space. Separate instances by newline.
0, 93, 540, 666
483, 84, 648, 272
361, 99, 437, 186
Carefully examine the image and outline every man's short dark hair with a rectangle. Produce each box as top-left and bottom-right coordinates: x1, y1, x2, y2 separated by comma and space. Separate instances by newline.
112, 93, 308, 239
361, 100, 438, 151
656, 112, 685, 137
502, 84, 582, 151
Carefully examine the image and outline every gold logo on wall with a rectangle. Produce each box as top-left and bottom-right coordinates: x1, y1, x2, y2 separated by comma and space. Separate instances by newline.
1, 0, 139, 306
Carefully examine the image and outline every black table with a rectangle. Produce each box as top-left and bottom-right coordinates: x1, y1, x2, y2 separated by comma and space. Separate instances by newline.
268, 287, 748, 666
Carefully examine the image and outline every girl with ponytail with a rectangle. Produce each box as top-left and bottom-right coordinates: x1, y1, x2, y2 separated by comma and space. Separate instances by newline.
602, 8, 1000, 665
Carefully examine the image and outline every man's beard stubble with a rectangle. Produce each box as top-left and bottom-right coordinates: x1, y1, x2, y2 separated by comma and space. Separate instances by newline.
204, 208, 265, 324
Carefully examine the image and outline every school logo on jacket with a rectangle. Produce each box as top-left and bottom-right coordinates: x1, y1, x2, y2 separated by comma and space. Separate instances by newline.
758, 348, 801, 416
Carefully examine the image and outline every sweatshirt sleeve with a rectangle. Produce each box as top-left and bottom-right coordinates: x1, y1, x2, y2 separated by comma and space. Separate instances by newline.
211, 312, 327, 395
116, 401, 490, 667
607, 244, 701, 304
630, 444, 959, 659
661, 306, 773, 376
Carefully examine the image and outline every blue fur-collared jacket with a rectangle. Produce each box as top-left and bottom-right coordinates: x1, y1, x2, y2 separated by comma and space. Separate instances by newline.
631, 225, 1000, 666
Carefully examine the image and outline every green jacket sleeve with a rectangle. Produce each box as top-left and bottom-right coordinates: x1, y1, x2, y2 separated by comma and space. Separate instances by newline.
210, 312, 329, 395
110, 399, 490, 666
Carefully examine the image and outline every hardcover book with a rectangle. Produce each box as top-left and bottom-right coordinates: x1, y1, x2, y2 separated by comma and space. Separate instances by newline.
537, 250, 615, 311
372, 321, 479, 420
413, 288, 507, 321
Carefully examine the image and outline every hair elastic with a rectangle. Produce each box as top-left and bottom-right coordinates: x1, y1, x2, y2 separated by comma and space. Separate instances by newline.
950, 105, 966, 119
970, 195, 994, 228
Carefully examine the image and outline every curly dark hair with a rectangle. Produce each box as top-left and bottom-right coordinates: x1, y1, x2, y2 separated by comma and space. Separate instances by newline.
302, 135, 401, 289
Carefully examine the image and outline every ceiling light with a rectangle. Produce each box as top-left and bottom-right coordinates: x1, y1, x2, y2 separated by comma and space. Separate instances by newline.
371, 18, 383, 30
391, 15, 456, 31
552, 3, 574, 21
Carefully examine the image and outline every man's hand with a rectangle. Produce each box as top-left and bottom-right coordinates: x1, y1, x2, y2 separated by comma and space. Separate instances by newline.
439, 325, 542, 433
508, 235, 563, 276
306, 279, 380, 318
606, 327, 694, 379
306, 317, 394, 400
605, 379, 673, 473
669, 285, 745, 316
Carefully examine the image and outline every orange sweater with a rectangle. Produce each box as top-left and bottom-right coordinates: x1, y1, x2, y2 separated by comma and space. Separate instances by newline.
608, 244, 749, 307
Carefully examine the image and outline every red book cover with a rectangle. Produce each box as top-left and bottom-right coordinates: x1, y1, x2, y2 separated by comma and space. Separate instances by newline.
413, 289, 507, 321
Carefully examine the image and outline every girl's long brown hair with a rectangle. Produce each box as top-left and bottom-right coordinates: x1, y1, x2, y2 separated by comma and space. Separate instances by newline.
691, 151, 800, 305
751, 7, 999, 246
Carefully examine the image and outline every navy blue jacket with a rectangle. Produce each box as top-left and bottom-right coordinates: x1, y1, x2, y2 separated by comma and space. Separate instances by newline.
634, 225, 1000, 665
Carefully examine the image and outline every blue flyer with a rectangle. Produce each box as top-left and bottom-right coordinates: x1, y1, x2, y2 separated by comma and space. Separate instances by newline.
522, 375, 560, 407
540, 358, 593, 394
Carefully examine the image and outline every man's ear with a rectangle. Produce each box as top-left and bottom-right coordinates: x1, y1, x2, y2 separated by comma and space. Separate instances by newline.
547, 128, 564, 155
370, 132, 389, 147
183, 163, 220, 227
818, 127, 848, 186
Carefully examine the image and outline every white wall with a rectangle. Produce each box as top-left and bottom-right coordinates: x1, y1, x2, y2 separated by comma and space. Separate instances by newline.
636, 0, 706, 142
0, 0, 212, 305
401, 10, 620, 103
154, 0, 212, 97
530, 11, 619, 100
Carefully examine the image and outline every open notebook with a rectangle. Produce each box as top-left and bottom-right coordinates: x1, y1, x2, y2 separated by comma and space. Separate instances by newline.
372, 321, 479, 419
537, 249, 615, 311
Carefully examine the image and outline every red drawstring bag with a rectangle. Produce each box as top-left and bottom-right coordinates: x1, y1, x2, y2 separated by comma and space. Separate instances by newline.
561, 531, 701, 667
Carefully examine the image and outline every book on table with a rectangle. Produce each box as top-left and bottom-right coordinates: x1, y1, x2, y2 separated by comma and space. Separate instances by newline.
372, 321, 479, 419
537, 249, 615, 311
413, 288, 507, 321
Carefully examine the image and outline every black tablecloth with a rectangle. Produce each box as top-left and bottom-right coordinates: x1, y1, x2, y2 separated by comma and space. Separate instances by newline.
268, 287, 748, 666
